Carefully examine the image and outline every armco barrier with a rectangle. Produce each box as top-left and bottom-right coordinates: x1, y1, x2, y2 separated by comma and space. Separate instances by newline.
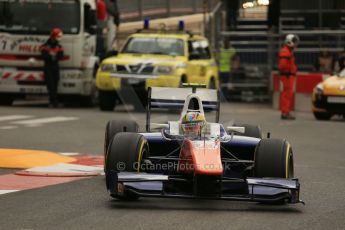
272, 72, 330, 112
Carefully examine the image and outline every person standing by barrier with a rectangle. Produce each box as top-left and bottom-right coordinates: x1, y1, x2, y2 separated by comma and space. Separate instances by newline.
96, 0, 108, 56
219, 40, 236, 99
314, 48, 335, 74
334, 49, 345, 72
278, 34, 299, 120
105, 0, 120, 48
40, 28, 64, 107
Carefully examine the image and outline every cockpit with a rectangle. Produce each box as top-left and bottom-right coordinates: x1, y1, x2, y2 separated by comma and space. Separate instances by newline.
162, 93, 226, 140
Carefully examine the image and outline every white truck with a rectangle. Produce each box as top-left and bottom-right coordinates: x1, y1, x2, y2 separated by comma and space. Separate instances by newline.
0, 0, 113, 105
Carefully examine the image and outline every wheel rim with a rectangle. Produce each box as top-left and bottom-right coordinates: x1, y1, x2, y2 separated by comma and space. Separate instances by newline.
288, 153, 294, 178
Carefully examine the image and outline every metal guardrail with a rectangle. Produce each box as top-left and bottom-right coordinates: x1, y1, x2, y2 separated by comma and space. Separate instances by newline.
118, 0, 219, 22
280, 9, 345, 30
219, 28, 345, 102
221, 30, 345, 69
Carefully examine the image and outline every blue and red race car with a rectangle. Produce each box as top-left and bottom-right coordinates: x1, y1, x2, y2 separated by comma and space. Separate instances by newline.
104, 85, 303, 205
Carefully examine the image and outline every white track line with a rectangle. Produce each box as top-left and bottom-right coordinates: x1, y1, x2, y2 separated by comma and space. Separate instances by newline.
0, 115, 34, 122
0, 190, 18, 195
0, 126, 18, 130
11, 117, 79, 126
59, 152, 80, 156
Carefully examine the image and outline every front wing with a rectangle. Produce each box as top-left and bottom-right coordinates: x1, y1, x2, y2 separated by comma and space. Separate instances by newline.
107, 171, 304, 204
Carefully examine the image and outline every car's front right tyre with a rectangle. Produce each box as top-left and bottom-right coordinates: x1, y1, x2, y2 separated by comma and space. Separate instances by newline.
105, 132, 149, 200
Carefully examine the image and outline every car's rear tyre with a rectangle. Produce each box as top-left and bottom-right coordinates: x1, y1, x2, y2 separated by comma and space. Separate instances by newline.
104, 120, 139, 171
254, 139, 294, 178
106, 133, 149, 200
313, 112, 332, 120
236, 124, 262, 139
99, 90, 116, 111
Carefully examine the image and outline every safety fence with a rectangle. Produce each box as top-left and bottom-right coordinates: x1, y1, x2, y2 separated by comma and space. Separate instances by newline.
221, 30, 345, 71
280, 9, 345, 31
218, 27, 345, 102
118, 0, 219, 22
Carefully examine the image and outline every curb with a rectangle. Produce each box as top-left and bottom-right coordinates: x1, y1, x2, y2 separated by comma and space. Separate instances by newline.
15, 171, 100, 177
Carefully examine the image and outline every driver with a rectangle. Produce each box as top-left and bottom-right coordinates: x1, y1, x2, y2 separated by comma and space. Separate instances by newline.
181, 112, 206, 137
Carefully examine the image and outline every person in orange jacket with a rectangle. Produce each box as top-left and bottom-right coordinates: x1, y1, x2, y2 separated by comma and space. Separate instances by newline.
97, 0, 107, 21
278, 34, 299, 120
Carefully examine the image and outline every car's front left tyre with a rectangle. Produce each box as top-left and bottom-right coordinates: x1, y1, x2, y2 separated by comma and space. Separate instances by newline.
254, 138, 293, 178
254, 138, 294, 204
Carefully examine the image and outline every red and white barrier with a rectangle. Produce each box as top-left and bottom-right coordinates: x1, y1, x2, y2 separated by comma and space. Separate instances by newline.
272, 72, 330, 112
1, 71, 44, 81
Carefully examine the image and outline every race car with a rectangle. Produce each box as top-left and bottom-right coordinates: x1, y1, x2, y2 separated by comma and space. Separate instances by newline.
312, 69, 345, 120
103, 86, 303, 205
96, 20, 219, 111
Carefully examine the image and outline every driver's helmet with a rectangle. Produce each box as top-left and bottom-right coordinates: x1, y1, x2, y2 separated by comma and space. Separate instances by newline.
181, 112, 206, 136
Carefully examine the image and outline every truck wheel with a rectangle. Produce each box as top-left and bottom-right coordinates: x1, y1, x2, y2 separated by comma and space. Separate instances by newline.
209, 78, 216, 89
105, 133, 149, 200
179, 75, 187, 88
313, 112, 332, 120
104, 120, 139, 171
0, 95, 14, 106
99, 90, 116, 111
254, 139, 294, 178
235, 124, 262, 138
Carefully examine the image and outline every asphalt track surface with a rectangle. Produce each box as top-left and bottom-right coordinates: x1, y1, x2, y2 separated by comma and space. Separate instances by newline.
0, 101, 345, 230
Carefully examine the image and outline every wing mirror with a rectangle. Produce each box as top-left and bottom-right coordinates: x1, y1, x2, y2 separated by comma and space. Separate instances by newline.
150, 123, 169, 130
226, 126, 245, 134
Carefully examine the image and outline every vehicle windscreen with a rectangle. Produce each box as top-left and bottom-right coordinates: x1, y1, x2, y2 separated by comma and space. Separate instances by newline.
122, 37, 185, 56
0, 0, 80, 35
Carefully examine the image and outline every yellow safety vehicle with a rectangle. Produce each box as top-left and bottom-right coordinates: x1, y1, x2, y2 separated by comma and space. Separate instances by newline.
96, 20, 219, 111
312, 69, 345, 120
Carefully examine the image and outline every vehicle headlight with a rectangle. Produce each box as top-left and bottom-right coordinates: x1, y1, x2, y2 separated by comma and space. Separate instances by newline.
100, 64, 116, 72
315, 83, 324, 95
155, 66, 175, 75
176, 63, 187, 69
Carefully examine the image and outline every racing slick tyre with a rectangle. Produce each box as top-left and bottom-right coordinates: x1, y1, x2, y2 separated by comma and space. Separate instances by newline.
104, 120, 139, 171
99, 90, 116, 111
254, 139, 294, 205
106, 133, 149, 200
236, 124, 262, 139
254, 139, 294, 178
313, 112, 332, 120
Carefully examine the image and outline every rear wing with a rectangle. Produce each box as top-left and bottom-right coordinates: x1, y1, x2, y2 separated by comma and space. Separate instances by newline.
146, 87, 220, 132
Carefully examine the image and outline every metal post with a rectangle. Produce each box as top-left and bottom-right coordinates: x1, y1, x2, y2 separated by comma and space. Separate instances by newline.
192, 0, 198, 14
203, 0, 208, 37
166, 0, 171, 17
318, 0, 322, 28
138, 0, 143, 20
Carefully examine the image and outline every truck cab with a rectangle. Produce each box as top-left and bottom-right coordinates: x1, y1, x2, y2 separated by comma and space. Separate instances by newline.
0, 0, 108, 105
